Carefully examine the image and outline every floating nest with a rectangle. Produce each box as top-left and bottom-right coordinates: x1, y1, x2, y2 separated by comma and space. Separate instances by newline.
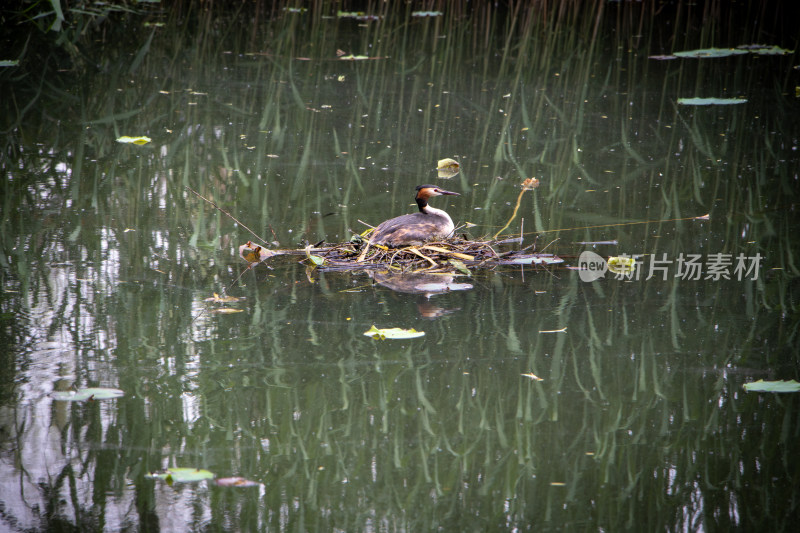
239, 236, 563, 274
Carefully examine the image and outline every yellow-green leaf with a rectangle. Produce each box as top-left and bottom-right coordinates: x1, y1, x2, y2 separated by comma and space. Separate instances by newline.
743, 380, 800, 393
607, 256, 636, 275
448, 259, 471, 276
145, 468, 215, 483
363, 325, 425, 340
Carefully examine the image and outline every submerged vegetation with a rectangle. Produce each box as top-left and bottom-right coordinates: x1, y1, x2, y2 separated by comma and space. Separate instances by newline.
1, 1, 799, 531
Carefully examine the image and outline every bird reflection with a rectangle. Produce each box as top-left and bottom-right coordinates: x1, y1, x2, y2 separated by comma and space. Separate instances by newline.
369, 270, 472, 318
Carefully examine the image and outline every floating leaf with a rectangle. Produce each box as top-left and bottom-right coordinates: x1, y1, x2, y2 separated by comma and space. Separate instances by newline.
607, 256, 636, 275
52, 387, 124, 401
204, 293, 243, 303
678, 97, 747, 106
448, 259, 471, 276
146, 468, 215, 483
0, 60, 20, 67
305, 244, 325, 266
364, 325, 425, 340
215, 476, 261, 487
737, 44, 794, 55
116, 135, 152, 145
210, 308, 243, 314
743, 380, 800, 393
673, 48, 748, 58
411, 11, 442, 17
437, 158, 460, 171
437, 158, 460, 178
307, 254, 325, 266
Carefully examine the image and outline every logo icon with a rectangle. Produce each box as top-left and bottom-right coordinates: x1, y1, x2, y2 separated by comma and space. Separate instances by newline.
578, 251, 607, 282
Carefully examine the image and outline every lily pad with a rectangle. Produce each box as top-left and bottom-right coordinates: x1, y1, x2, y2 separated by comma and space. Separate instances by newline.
678, 97, 747, 106
146, 468, 215, 484
116, 135, 152, 145
743, 380, 800, 393
364, 325, 425, 340
52, 387, 124, 401
673, 48, 748, 59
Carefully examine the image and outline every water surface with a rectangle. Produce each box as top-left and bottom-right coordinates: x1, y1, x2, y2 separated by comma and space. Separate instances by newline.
1, 2, 798, 531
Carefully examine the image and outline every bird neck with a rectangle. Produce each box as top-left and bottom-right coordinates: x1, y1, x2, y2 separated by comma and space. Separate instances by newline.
415, 197, 428, 212
420, 205, 451, 221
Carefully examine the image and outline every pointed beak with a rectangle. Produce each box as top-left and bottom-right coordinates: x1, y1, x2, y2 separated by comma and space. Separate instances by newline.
435, 188, 460, 196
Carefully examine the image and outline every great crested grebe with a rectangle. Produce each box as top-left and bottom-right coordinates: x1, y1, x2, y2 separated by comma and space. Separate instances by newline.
369, 185, 461, 247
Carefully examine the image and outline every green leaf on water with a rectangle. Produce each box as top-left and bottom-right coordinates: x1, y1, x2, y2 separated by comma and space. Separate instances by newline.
145, 468, 215, 483
678, 97, 747, 106
673, 48, 749, 58
412, 11, 443, 17
304, 244, 325, 266
117, 135, 152, 145
0, 60, 20, 67
743, 379, 800, 393
737, 44, 794, 55
448, 259, 471, 276
52, 387, 125, 401
364, 325, 425, 340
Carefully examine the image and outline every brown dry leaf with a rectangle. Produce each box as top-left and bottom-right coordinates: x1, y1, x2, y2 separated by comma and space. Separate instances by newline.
521, 178, 540, 190
204, 293, 243, 303
210, 308, 244, 314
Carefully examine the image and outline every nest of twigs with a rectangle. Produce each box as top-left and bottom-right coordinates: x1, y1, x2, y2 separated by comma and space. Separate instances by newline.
239, 236, 563, 274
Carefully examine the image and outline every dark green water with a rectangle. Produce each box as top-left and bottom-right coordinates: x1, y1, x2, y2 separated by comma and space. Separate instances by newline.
2, 2, 799, 531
